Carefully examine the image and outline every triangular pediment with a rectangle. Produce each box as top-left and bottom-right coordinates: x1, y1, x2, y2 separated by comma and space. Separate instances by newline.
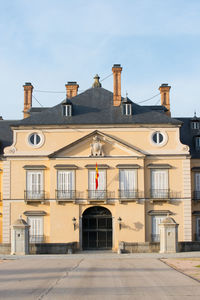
49, 130, 145, 158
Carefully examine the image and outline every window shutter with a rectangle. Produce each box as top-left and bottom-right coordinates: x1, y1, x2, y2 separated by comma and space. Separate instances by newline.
120, 170, 136, 190
151, 169, 168, 197
28, 216, 43, 243
89, 170, 95, 191
152, 215, 165, 240
27, 171, 43, 198
195, 173, 200, 191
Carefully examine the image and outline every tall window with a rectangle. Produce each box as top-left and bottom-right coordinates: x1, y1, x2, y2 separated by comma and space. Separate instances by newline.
122, 104, 132, 115
151, 169, 168, 198
88, 170, 106, 199
26, 171, 43, 199
119, 169, 137, 198
27, 216, 44, 243
194, 173, 200, 200
57, 170, 75, 199
63, 105, 72, 116
195, 137, 200, 151
196, 217, 200, 241
152, 215, 165, 242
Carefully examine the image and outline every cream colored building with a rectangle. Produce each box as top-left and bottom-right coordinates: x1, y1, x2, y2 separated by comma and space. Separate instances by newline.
0, 64, 200, 251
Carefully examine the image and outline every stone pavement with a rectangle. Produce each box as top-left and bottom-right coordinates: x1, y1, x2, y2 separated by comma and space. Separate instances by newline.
0, 253, 200, 299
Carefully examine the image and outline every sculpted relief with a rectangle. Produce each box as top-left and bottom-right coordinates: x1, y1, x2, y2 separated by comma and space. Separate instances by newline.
90, 135, 104, 156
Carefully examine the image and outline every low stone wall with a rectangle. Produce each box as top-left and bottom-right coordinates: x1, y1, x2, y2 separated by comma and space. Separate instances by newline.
178, 242, 200, 252
29, 242, 78, 254
0, 242, 78, 255
119, 242, 160, 253
0, 243, 11, 254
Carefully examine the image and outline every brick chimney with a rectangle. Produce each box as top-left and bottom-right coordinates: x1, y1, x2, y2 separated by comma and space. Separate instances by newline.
159, 83, 171, 117
112, 64, 122, 106
23, 82, 33, 118
65, 81, 79, 99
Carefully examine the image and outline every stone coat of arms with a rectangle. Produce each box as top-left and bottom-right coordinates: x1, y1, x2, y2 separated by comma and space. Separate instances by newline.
90, 136, 104, 156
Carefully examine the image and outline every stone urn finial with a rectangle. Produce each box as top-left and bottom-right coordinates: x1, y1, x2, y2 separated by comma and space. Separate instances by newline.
92, 74, 102, 88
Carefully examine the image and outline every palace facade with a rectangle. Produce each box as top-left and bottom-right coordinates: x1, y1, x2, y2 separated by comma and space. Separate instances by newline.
0, 64, 200, 251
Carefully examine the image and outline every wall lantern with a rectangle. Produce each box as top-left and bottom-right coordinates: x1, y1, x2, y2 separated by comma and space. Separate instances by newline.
72, 217, 77, 231
118, 217, 122, 230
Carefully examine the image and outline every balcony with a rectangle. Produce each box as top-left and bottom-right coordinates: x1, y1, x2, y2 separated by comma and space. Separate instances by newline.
87, 190, 113, 203
29, 235, 45, 243
151, 234, 160, 242
24, 190, 46, 204
56, 190, 76, 203
118, 190, 143, 203
148, 189, 180, 203
193, 191, 200, 201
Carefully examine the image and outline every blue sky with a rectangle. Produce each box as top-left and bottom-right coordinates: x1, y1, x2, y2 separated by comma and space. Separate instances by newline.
0, 0, 200, 119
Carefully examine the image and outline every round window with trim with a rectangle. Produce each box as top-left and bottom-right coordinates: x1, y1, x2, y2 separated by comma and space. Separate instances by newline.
28, 132, 43, 147
152, 131, 164, 145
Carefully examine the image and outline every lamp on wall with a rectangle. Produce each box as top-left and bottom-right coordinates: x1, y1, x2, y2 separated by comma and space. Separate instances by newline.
72, 217, 77, 231
118, 217, 122, 230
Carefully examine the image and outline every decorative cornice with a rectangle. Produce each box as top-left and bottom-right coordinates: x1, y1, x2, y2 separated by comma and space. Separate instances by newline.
147, 164, 172, 169
54, 164, 78, 170
23, 165, 47, 170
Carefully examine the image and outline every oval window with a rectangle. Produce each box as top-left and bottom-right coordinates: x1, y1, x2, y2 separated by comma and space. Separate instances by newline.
28, 133, 41, 146
152, 132, 164, 144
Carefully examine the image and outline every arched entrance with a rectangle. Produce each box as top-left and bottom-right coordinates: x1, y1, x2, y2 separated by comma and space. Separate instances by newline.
82, 206, 112, 250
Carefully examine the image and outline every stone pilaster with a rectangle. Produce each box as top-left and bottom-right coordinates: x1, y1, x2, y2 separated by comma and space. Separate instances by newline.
182, 158, 192, 241
2, 161, 11, 243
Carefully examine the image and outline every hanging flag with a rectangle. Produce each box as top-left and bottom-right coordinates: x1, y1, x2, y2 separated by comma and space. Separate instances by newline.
95, 162, 99, 190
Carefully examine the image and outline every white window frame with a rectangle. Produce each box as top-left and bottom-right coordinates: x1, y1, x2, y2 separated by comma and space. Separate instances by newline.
88, 169, 106, 199
119, 169, 137, 198
191, 121, 199, 130
57, 170, 75, 199
27, 216, 44, 243
27, 131, 44, 148
63, 105, 72, 116
26, 170, 44, 199
123, 103, 132, 115
151, 169, 169, 198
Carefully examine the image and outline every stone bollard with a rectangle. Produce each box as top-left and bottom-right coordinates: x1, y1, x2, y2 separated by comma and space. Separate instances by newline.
11, 218, 30, 255
159, 217, 179, 253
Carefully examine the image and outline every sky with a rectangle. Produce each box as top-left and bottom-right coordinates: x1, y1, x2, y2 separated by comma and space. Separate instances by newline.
0, 0, 200, 119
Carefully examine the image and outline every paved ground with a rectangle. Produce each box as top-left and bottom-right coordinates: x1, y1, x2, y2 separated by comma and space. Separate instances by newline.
163, 257, 200, 281
0, 253, 200, 299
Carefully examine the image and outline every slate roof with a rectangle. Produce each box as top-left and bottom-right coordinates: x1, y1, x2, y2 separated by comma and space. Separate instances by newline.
0, 120, 20, 155
28, 107, 50, 115
177, 117, 200, 158
17, 87, 181, 126
0, 86, 193, 157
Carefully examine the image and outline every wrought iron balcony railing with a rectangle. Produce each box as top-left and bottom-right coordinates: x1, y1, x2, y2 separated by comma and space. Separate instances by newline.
193, 191, 200, 200
151, 234, 160, 242
29, 235, 45, 243
24, 190, 46, 201
56, 190, 76, 200
87, 190, 112, 200
118, 190, 143, 199
149, 189, 180, 199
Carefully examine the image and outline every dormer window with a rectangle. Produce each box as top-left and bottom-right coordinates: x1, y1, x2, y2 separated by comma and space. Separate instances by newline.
122, 94, 132, 116
191, 121, 199, 130
63, 105, 72, 116
62, 98, 72, 117
123, 103, 132, 115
